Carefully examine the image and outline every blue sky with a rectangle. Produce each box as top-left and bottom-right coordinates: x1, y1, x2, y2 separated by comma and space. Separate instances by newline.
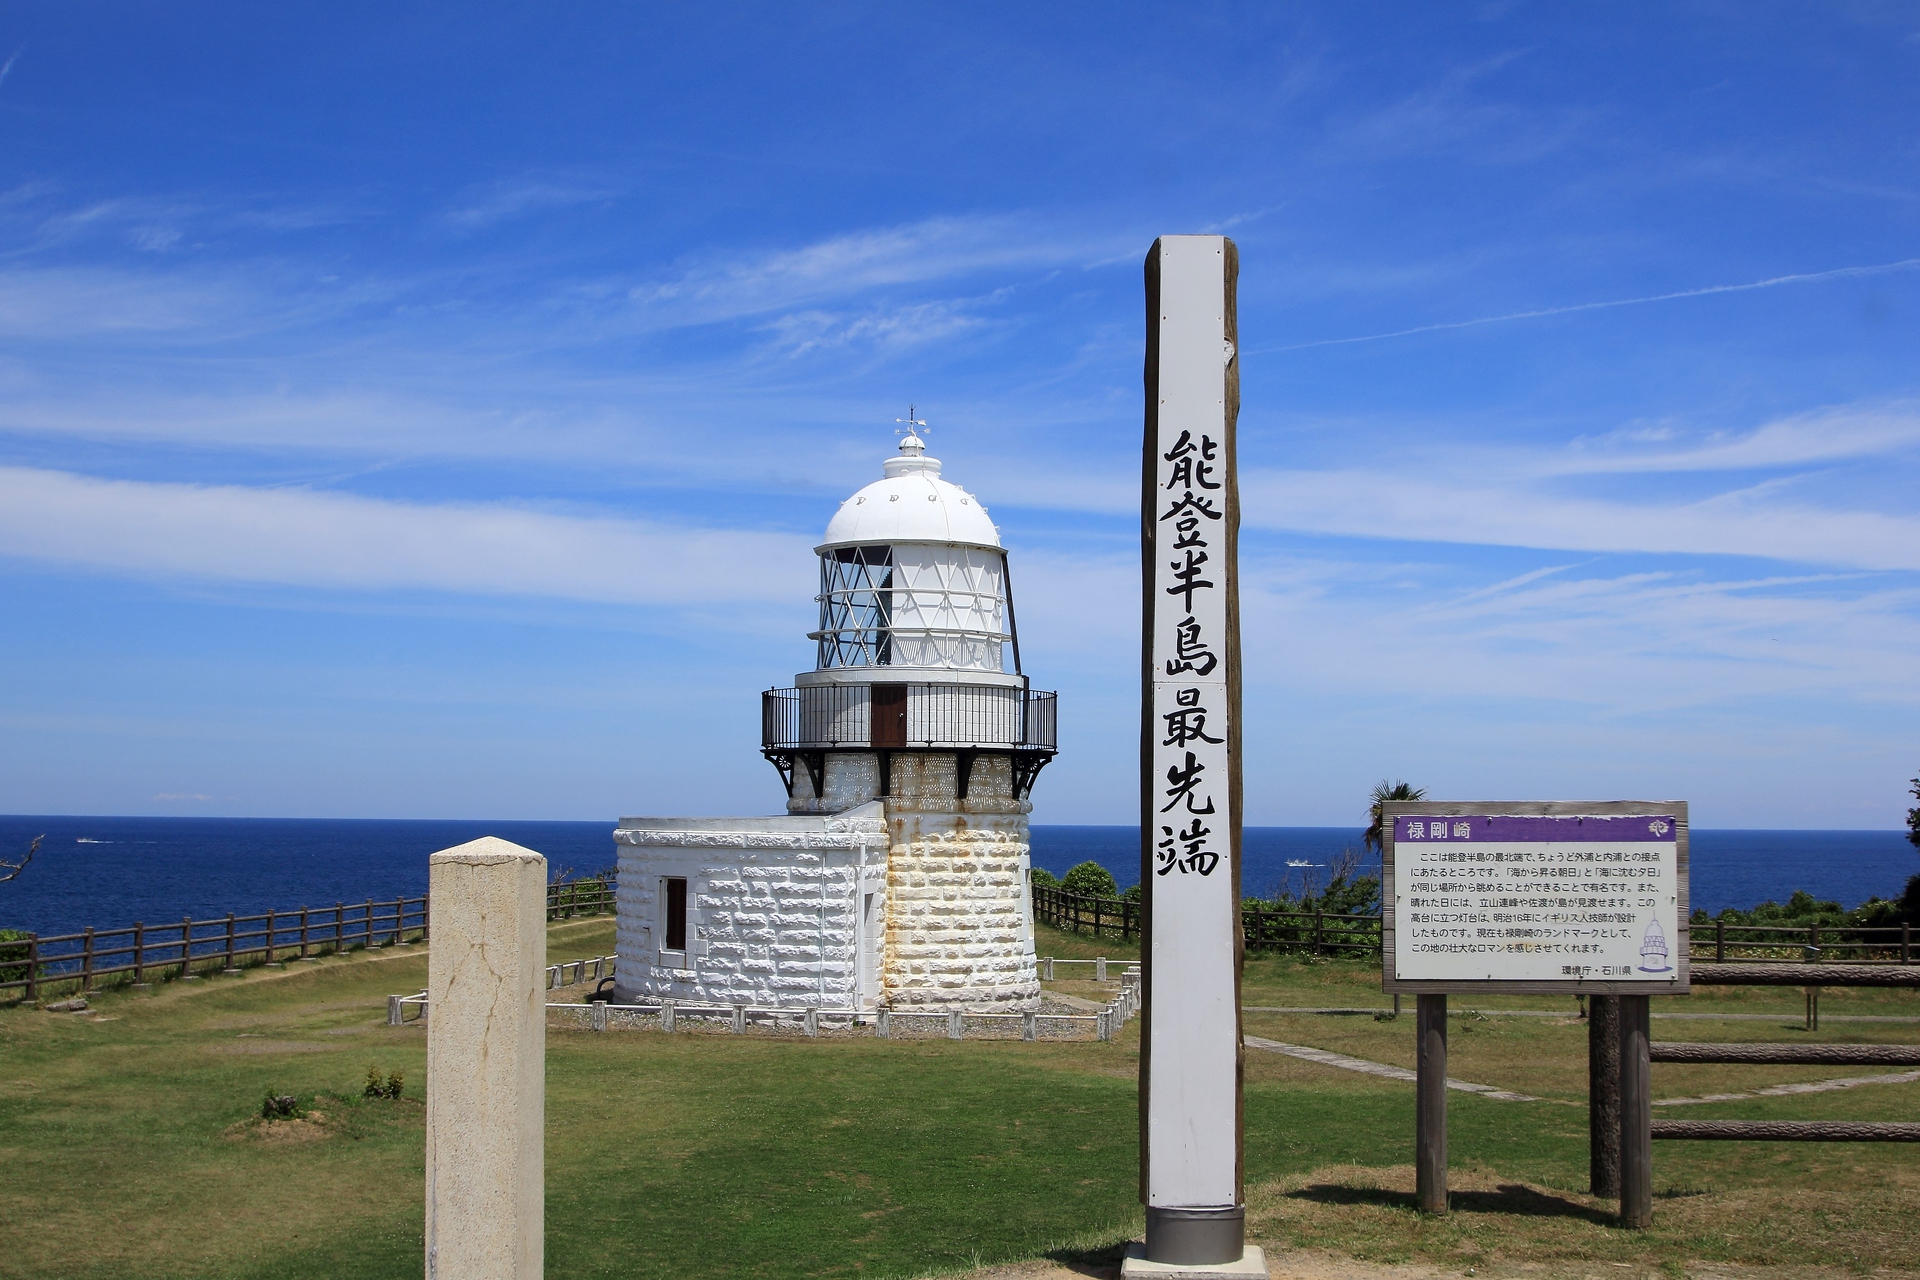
1, 4, 1916, 828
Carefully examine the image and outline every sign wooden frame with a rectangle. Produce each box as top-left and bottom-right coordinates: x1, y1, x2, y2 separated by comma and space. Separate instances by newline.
1382, 799, 1690, 996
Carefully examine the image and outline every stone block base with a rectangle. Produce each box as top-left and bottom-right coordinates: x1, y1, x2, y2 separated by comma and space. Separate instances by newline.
1119, 1244, 1267, 1278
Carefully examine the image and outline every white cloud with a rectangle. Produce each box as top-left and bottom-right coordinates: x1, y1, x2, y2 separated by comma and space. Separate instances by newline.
1555, 402, 1920, 474
0, 466, 814, 605
627, 214, 1112, 329
444, 176, 616, 230
1240, 467, 1920, 570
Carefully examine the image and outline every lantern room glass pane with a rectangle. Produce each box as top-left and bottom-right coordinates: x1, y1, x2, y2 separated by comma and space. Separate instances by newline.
813, 544, 1010, 672
817, 546, 893, 668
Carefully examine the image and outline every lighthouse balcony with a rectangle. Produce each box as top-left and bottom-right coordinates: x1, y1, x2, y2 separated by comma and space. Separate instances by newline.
761, 682, 1057, 752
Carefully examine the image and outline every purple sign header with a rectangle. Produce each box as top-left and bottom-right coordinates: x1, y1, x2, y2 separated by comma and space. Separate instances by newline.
1396, 814, 1679, 843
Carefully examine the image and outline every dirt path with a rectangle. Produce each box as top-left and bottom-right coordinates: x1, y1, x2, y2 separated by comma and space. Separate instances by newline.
958, 1250, 1920, 1280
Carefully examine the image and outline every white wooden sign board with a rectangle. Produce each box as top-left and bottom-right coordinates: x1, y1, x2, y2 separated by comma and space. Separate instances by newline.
1383, 800, 1689, 995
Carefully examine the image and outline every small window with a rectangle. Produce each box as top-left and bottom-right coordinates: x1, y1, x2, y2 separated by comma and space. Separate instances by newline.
665, 878, 688, 952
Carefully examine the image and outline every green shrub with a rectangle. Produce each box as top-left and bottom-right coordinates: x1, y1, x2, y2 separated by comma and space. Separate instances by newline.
363, 1066, 404, 1100
1061, 861, 1118, 899
0, 929, 29, 986
261, 1093, 302, 1120
1028, 866, 1060, 890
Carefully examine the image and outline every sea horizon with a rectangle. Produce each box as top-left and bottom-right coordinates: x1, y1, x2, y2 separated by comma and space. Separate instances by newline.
3, 812, 1912, 941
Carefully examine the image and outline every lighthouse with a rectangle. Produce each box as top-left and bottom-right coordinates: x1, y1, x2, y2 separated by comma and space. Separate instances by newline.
613, 427, 1057, 1013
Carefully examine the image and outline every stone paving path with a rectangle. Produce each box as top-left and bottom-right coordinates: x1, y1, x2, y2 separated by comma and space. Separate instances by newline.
1655, 1068, 1920, 1106
1242, 1034, 1540, 1101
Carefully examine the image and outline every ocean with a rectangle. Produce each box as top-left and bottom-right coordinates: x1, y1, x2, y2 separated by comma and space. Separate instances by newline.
0, 814, 1912, 940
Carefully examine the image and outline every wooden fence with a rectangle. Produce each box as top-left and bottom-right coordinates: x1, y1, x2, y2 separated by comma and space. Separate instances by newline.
1032, 883, 1919, 965
0, 874, 615, 1004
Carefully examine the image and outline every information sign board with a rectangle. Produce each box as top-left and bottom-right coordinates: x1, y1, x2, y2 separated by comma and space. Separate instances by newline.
1383, 800, 1689, 995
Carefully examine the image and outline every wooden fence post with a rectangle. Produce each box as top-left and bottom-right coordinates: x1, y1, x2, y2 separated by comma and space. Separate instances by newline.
133, 922, 146, 984
24, 934, 38, 1002
394, 897, 405, 944
365, 898, 375, 948
264, 910, 276, 964
1904, 923, 1911, 965
81, 927, 96, 991
1716, 918, 1725, 962
1588, 995, 1620, 1198
299, 907, 310, 958
1314, 910, 1325, 956
1416, 994, 1448, 1214
1618, 994, 1653, 1228
224, 914, 237, 972
180, 917, 195, 979
334, 902, 344, 954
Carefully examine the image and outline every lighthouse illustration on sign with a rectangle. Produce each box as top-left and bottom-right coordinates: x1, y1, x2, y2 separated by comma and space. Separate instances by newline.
610, 423, 1058, 1013
1638, 917, 1672, 973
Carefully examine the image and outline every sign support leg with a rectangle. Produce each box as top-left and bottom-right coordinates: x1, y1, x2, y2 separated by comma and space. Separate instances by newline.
1416, 994, 1448, 1214
1618, 994, 1653, 1228
1588, 994, 1620, 1198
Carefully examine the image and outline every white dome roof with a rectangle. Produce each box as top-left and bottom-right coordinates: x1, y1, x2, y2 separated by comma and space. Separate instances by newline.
818, 434, 1001, 551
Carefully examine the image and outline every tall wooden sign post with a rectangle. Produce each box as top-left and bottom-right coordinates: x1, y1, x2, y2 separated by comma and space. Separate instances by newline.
1132, 236, 1260, 1276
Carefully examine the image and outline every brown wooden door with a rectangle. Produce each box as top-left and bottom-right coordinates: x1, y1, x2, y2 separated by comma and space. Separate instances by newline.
871, 684, 907, 747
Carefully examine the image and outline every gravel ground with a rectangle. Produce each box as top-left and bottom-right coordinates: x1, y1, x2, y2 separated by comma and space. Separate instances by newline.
547, 993, 1125, 1042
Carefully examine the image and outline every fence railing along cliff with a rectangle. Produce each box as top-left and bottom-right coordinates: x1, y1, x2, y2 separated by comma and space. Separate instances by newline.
0, 875, 615, 1004
1032, 884, 1919, 963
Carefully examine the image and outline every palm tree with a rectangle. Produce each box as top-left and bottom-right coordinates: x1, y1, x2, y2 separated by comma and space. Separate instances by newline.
1364, 782, 1425, 854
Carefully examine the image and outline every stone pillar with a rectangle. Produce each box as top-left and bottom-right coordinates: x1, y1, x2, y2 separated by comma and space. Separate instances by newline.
425, 838, 546, 1280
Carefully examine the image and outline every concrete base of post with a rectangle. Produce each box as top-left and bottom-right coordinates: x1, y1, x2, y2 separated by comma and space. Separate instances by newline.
1122, 1243, 1264, 1277
130, 982, 153, 992
424, 837, 546, 1280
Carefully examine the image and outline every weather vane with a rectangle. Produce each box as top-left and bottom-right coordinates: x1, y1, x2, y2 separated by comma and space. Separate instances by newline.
894, 405, 929, 440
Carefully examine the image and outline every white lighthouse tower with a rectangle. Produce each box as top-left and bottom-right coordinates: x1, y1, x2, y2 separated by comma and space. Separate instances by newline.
613, 426, 1057, 1013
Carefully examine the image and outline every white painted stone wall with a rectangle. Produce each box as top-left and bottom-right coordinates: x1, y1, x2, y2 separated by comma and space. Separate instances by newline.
613, 803, 888, 1010
615, 754, 1041, 1013
785, 752, 880, 815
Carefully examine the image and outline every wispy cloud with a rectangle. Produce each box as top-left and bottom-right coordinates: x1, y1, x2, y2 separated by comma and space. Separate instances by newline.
1240, 467, 1920, 570
0, 466, 815, 605
626, 214, 1111, 330
0, 48, 20, 92
1264, 255, 1920, 352
444, 176, 616, 230
1552, 403, 1920, 474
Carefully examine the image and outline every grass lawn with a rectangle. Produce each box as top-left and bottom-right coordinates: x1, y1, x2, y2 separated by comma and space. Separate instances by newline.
2, 918, 1916, 1279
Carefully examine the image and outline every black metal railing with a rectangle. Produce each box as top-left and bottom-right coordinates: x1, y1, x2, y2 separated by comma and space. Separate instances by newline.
762, 683, 1057, 751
